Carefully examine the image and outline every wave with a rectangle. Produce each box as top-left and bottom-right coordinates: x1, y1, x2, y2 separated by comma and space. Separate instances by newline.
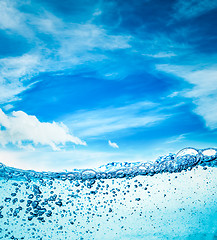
0, 147, 217, 182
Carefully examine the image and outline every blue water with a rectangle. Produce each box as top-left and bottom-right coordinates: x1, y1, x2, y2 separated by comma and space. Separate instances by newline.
0, 148, 217, 239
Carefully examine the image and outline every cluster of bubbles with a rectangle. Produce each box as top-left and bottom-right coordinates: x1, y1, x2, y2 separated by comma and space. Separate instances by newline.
0, 147, 216, 182
0, 147, 217, 239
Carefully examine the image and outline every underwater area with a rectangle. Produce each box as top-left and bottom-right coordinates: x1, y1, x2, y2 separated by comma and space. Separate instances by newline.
0, 147, 217, 240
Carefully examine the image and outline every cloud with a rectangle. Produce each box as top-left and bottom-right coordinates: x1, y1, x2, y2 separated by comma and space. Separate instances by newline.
65, 101, 167, 137
143, 52, 176, 58
0, 53, 43, 103
166, 134, 187, 144
57, 24, 131, 60
0, 0, 30, 36
0, 0, 132, 104
156, 64, 217, 130
30, 10, 131, 55
2, 104, 14, 111
108, 140, 119, 149
173, 0, 217, 20
0, 109, 86, 150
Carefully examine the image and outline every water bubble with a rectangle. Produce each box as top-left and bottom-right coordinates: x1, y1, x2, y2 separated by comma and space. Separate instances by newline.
41, 172, 52, 179
165, 160, 180, 172
201, 148, 217, 162
81, 170, 96, 180
175, 147, 200, 165
125, 167, 138, 178
13, 171, 25, 178
115, 170, 125, 178
67, 172, 80, 181
175, 147, 199, 158
25, 171, 42, 180
0, 163, 4, 170
107, 173, 113, 179
155, 161, 167, 173
85, 179, 96, 188
59, 173, 67, 181
4, 197, 11, 203
96, 172, 107, 179
138, 163, 152, 175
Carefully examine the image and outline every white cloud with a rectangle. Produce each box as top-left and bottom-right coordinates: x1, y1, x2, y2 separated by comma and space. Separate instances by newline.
166, 134, 187, 144
193, 96, 217, 130
108, 140, 119, 149
3, 104, 14, 111
0, 1, 132, 104
57, 24, 131, 61
0, 109, 86, 150
0, 53, 43, 103
143, 52, 176, 58
173, 0, 217, 20
0, 0, 29, 35
167, 92, 179, 98
0, 53, 40, 80
93, 9, 102, 16
156, 64, 217, 129
65, 101, 167, 137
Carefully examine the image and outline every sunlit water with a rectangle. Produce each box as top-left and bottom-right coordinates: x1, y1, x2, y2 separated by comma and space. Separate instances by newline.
0, 148, 217, 240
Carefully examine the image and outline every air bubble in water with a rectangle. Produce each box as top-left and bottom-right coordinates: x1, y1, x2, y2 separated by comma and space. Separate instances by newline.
175, 147, 199, 157
67, 172, 80, 180
175, 147, 202, 167
115, 170, 125, 178
175, 147, 200, 161
81, 169, 96, 180
138, 163, 152, 175
201, 148, 217, 162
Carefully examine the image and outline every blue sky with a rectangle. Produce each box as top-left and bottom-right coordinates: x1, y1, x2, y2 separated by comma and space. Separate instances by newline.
0, 0, 217, 171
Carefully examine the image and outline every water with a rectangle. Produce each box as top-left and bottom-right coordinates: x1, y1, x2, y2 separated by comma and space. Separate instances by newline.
0, 147, 217, 240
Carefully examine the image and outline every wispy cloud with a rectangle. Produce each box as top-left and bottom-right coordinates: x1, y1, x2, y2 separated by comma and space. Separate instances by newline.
166, 134, 187, 144
0, 109, 86, 150
173, 0, 217, 20
156, 63, 217, 130
0, 0, 31, 36
143, 52, 176, 58
108, 140, 119, 149
0, 0, 132, 104
0, 0, 206, 106
65, 101, 167, 137
0, 53, 42, 103
3, 104, 14, 111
